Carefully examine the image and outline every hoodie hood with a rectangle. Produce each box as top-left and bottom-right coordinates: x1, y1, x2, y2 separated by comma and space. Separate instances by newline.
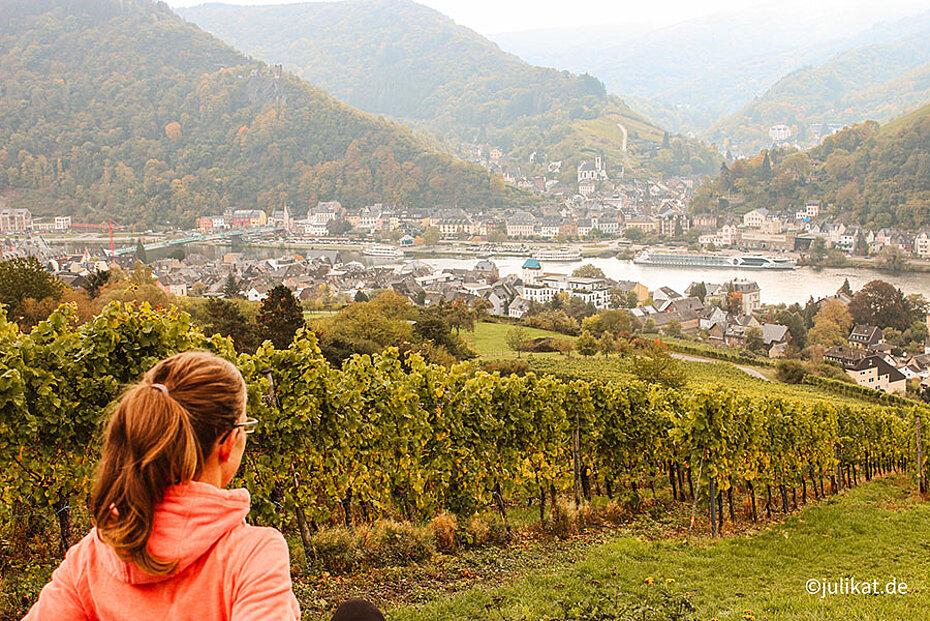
95, 481, 251, 585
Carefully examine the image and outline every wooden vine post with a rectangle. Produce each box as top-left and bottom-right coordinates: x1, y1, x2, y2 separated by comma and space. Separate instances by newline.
917, 411, 923, 497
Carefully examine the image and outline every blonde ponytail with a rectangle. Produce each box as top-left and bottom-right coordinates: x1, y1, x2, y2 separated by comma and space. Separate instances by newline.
90, 352, 246, 576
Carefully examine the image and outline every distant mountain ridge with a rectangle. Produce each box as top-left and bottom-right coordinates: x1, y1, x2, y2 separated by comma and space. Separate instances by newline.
491, 3, 930, 138
0, 0, 526, 227
707, 13, 930, 156
179, 0, 721, 181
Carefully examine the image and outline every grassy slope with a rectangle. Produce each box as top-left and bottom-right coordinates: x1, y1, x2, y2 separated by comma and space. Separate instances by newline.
468, 320, 876, 407
879, 101, 930, 135
393, 475, 930, 621
464, 322, 573, 358
523, 353, 877, 408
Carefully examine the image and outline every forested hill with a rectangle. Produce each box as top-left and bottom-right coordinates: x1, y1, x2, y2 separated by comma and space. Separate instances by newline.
706, 13, 930, 157
178, 0, 721, 180
691, 105, 930, 231
0, 0, 528, 227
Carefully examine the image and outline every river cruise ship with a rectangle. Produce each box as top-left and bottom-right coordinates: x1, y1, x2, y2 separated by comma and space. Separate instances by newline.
362, 244, 404, 258
532, 248, 583, 261
633, 250, 797, 269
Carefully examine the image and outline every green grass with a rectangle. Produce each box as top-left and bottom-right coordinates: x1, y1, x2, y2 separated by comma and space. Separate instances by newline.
527, 355, 880, 408
303, 311, 338, 324
465, 322, 572, 358
392, 475, 930, 620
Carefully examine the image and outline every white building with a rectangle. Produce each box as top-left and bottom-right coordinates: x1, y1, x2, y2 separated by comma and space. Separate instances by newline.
717, 224, 739, 247
309, 201, 341, 226
768, 125, 791, 141
743, 208, 770, 229
916, 230, 930, 259
55, 216, 72, 231
522, 274, 611, 309
0, 208, 32, 233
506, 213, 536, 238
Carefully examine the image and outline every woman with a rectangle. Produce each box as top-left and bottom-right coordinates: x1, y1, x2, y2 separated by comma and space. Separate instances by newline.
24, 351, 301, 620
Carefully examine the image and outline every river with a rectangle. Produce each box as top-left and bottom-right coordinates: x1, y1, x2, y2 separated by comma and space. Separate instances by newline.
416, 256, 930, 306
92, 241, 930, 306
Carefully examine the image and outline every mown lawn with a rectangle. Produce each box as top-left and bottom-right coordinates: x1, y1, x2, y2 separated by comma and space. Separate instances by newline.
392, 475, 930, 621
465, 322, 572, 358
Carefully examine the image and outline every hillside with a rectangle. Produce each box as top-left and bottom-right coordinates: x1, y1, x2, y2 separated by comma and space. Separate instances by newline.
178, 0, 720, 180
0, 0, 527, 227
493, 3, 930, 139
691, 106, 930, 231
708, 16, 930, 156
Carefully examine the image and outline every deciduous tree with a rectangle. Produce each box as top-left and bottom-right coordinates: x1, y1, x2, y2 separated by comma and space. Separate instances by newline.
848, 280, 910, 331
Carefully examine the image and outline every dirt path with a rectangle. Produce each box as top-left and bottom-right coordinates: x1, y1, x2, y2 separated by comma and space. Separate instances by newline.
670, 352, 771, 382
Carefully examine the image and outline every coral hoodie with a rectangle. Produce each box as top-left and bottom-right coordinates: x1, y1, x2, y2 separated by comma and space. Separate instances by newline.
23, 481, 301, 620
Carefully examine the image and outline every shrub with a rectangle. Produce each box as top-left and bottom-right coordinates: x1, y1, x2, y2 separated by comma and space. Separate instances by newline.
545, 500, 579, 539
775, 359, 806, 384
429, 512, 458, 554
462, 513, 509, 547
603, 499, 626, 524
463, 514, 489, 547
809, 362, 854, 383
481, 513, 510, 546
363, 519, 434, 565
530, 336, 558, 353
577, 503, 604, 528
480, 359, 530, 376
310, 527, 360, 575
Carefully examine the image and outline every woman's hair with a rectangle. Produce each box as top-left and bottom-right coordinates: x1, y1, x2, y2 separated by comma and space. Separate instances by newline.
90, 351, 247, 576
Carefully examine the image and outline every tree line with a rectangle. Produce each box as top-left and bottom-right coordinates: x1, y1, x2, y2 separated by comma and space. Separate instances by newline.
692, 112, 930, 231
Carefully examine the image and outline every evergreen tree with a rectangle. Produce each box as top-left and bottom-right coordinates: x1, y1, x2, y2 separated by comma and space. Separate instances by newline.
222, 274, 243, 299
257, 285, 305, 349
82, 268, 111, 299
135, 239, 147, 264
760, 151, 773, 178
204, 298, 257, 353
689, 282, 707, 303
718, 162, 732, 192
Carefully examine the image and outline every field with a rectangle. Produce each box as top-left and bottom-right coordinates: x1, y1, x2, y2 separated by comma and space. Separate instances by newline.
392, 475, 930, 621
526, 355, 881, 408
463, 322, 572, 358
464, 321, 877, 408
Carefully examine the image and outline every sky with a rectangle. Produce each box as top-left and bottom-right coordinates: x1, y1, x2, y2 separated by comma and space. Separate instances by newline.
166, 0, 930, 35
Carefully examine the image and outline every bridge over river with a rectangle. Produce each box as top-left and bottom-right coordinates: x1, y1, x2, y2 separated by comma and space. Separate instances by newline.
110, 226, 281, 256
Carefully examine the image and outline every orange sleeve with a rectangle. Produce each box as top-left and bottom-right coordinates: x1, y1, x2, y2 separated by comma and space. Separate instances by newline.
22, 545, 90, 621
230, 529, 301, 621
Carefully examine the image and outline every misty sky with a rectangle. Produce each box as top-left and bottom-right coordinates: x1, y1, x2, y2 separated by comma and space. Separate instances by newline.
166, 0, 930, 35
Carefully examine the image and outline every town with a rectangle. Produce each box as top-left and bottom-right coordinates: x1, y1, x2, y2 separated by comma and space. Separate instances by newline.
0, 155, 928, 401
2, 152, 928, 261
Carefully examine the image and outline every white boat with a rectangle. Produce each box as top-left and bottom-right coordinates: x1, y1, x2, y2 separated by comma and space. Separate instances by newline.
532, 248, 582, 261
633, 250, 797, 270
362, 244, 404, 258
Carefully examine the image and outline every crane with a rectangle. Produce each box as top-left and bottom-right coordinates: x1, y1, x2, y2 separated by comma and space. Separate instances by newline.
70, 218, 124, 254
